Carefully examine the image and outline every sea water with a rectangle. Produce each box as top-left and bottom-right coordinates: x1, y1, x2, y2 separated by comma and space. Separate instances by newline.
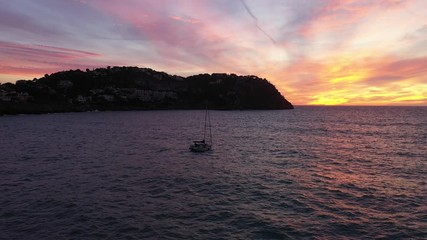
1, 107, 426, 239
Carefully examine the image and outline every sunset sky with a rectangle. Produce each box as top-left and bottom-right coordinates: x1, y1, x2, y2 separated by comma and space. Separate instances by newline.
1, 0, 426, 105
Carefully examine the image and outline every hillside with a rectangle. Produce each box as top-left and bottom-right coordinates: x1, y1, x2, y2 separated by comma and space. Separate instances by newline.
0, 67, 293, 114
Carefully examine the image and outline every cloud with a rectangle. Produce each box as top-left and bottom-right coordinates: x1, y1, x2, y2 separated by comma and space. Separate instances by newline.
0, 41, 110, 78
0, 6, 61, 38
84, 0, 263, 73
170, 15, 201, 24
0, 41, 100, 60
360, 56, 427, 87
269, 51, 427, 105
0, 0, 426, 105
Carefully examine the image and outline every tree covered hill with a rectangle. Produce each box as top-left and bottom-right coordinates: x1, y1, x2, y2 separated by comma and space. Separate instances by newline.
0, 66, 293, 114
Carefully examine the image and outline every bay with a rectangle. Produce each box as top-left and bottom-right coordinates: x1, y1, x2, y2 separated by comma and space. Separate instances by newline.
1, 107, 426, 239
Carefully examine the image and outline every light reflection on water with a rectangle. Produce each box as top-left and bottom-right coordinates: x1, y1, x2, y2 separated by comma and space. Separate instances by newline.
1, 107, 426, 239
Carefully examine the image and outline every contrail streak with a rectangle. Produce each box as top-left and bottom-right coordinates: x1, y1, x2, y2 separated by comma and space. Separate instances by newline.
239, 0, 277, 45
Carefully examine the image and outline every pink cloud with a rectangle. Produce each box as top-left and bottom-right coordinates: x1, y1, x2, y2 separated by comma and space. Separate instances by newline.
170, 15, 201, 24
296, 0, 414, 40
0, 65, 56, 77
82, 0, 259, 77
0, 41, 111, 80
0, 41, 100, 60
364, 56, 427, 85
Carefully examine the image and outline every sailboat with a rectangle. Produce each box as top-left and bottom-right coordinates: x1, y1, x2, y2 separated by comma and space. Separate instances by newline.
189, 108, 212, 152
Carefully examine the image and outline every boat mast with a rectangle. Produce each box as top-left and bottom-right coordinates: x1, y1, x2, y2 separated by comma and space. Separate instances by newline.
208, 109, 212, 145
203, 106, 209, 142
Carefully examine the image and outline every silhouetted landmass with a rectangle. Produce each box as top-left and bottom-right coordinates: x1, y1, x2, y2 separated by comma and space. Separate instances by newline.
0, 66, 293, 115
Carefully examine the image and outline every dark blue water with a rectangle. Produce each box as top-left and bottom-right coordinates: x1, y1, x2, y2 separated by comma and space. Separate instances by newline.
1, 107, 426, 239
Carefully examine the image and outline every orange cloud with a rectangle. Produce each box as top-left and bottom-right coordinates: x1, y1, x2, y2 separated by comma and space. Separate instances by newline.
279, 55, 427, 106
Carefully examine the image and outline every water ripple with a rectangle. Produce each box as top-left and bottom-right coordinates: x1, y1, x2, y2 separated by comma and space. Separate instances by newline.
1, 107, 426, 239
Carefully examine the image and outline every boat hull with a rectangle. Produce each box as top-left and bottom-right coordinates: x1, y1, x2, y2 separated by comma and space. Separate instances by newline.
189, 143, 211, 152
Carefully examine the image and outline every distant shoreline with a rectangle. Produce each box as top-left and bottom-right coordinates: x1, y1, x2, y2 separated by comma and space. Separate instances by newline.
0, 102, 294, 116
